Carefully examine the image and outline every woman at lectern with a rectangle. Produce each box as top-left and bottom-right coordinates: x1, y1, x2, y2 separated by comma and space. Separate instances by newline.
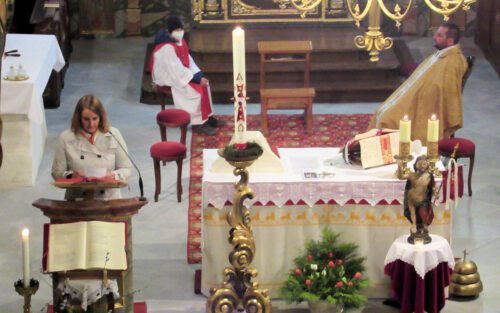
51, 94, 132, 200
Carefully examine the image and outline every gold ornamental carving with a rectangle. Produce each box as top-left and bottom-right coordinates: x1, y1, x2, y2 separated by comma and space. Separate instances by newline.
192, 0, 350, 24
346, 0, 477, 62
206, 149, 271, 313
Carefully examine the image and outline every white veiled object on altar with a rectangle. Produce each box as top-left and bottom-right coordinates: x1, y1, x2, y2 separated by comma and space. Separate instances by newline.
210, 131, 284, 173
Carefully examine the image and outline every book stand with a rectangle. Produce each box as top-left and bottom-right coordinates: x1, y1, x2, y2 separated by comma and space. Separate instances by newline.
33, 181, 148, 313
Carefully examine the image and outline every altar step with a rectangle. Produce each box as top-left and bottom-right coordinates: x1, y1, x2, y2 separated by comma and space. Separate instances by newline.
140, 26, 413, 105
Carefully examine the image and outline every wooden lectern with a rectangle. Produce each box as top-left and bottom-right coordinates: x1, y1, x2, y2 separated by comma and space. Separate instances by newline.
33, 180, 148, 313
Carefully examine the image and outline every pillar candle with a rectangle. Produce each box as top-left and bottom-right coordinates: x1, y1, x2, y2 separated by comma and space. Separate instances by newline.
22, 228, 29, 287
427, 114, 439, 142
232, 26, 247, 147
399, 115, 411, 143
232, 27, 246, 93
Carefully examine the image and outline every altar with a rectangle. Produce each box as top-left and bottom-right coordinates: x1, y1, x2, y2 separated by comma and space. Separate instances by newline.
0, 34, 65, 186
201, 148, 459, 298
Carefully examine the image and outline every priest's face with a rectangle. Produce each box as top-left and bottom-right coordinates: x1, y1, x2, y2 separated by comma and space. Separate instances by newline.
433, 26, 452, 50
81, 108, 100, 134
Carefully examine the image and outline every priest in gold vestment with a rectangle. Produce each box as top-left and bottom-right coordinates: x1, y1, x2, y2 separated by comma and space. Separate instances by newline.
368, 23, 468, 144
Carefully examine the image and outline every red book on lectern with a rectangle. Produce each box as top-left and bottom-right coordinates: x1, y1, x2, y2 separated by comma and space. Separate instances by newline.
42, 221, 128, 273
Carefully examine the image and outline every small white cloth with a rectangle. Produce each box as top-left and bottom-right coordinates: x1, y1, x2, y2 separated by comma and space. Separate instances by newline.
57, 278, 120, 310
384, 234, 455, 279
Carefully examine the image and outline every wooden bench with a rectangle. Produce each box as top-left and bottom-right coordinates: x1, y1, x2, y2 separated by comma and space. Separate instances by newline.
258, 41, 316, 135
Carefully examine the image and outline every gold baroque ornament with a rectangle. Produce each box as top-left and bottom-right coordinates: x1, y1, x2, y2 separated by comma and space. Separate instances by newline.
290, 0, 323, 17
233, 0, 257, 14
206, 148, 271, 313
272, 0, 292, 10
192, 0, 203, 21
345, 0, 476, 61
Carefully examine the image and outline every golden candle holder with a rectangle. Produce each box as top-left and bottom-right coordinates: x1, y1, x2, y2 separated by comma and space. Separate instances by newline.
427, 141, 442, 177
206, 145, 272, 313
14, 279, 39, 313
395, 141, 413, 180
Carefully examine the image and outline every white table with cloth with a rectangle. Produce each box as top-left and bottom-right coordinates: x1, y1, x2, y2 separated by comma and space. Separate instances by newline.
201, 147, 460, 298
0, 34, 65, 186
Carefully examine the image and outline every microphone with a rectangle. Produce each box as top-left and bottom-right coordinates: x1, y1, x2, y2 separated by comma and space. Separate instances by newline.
108, 130, 146, 201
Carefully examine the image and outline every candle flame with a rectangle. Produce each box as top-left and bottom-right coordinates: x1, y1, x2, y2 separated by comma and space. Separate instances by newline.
431, 114, 437, 120
22, 228, 29, 237
402, 115, 409, 121
234, 26, 243, 33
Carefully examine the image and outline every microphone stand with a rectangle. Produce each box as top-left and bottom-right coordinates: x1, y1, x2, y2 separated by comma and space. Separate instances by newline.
109, 131, 146, 201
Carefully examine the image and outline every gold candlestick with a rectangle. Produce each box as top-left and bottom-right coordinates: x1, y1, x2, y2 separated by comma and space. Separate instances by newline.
395, 141, 413, 179
14, 279, 39, 313
207, 145, 271, 313
427, 141, 442, 177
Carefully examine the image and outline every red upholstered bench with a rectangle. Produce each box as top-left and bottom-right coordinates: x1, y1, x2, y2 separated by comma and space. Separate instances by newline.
438, 137, 475, 196
156, 108, 190, 145
150, 141, 187, 202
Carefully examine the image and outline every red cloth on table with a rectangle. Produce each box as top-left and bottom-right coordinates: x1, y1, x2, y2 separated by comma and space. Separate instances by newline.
385, 260, 452, 313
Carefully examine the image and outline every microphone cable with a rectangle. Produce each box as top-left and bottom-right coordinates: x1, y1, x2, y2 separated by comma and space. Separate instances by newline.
109, 130, 146, 201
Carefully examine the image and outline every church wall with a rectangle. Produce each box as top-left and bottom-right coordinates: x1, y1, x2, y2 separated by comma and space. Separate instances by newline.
67, 0, 191, 38
65, 0, 475, 39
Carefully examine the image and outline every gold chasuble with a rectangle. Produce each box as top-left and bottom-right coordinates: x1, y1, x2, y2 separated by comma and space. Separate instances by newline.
368, 45, 468, 144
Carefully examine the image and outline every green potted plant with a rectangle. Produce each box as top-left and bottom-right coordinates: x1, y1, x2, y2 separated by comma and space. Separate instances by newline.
280, 228, 369, 312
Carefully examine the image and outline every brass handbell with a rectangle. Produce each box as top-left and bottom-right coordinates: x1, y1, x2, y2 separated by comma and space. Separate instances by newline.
449, 250, 483, 298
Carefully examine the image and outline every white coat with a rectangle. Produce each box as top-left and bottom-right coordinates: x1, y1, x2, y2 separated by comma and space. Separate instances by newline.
152, 43, 214, 125
51, 127, 132, 200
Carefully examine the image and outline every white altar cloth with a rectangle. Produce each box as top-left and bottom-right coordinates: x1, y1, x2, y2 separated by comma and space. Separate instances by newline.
0, 34, 65, 186
201, 148, 454, 298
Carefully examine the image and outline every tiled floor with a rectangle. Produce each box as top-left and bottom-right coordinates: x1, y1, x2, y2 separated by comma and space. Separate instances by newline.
0, 34, 499, 313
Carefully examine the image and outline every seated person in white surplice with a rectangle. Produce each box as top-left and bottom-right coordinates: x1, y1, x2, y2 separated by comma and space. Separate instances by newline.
149, 16, 224, 136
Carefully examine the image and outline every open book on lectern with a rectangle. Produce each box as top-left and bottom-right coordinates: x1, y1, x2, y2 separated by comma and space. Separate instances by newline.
43, 221, 127, 273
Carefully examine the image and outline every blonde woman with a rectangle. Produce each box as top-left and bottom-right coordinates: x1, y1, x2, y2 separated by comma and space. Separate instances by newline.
51, 95, 131, 200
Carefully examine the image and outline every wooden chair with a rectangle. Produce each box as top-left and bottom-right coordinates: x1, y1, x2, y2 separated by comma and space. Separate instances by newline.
450, 56, 475, 139
150, 141, 187, 202
258, 41, 315, 135
438, 138, 475, 196
462, 56, 475, 91
154, 84, 173, 111
156, 108, 190, 145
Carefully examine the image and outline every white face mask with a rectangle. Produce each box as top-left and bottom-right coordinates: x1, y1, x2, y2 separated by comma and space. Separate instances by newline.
171, 30, 184, 42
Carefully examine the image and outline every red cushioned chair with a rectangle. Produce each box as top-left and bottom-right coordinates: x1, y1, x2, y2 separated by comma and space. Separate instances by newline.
156, 108, 190, 146
155, 85, 172, 111
438, 138, 475, 196
150, 141, 187, 202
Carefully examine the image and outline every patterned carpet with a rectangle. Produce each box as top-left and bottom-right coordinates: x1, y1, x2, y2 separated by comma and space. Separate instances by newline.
187, 113, 372, 264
